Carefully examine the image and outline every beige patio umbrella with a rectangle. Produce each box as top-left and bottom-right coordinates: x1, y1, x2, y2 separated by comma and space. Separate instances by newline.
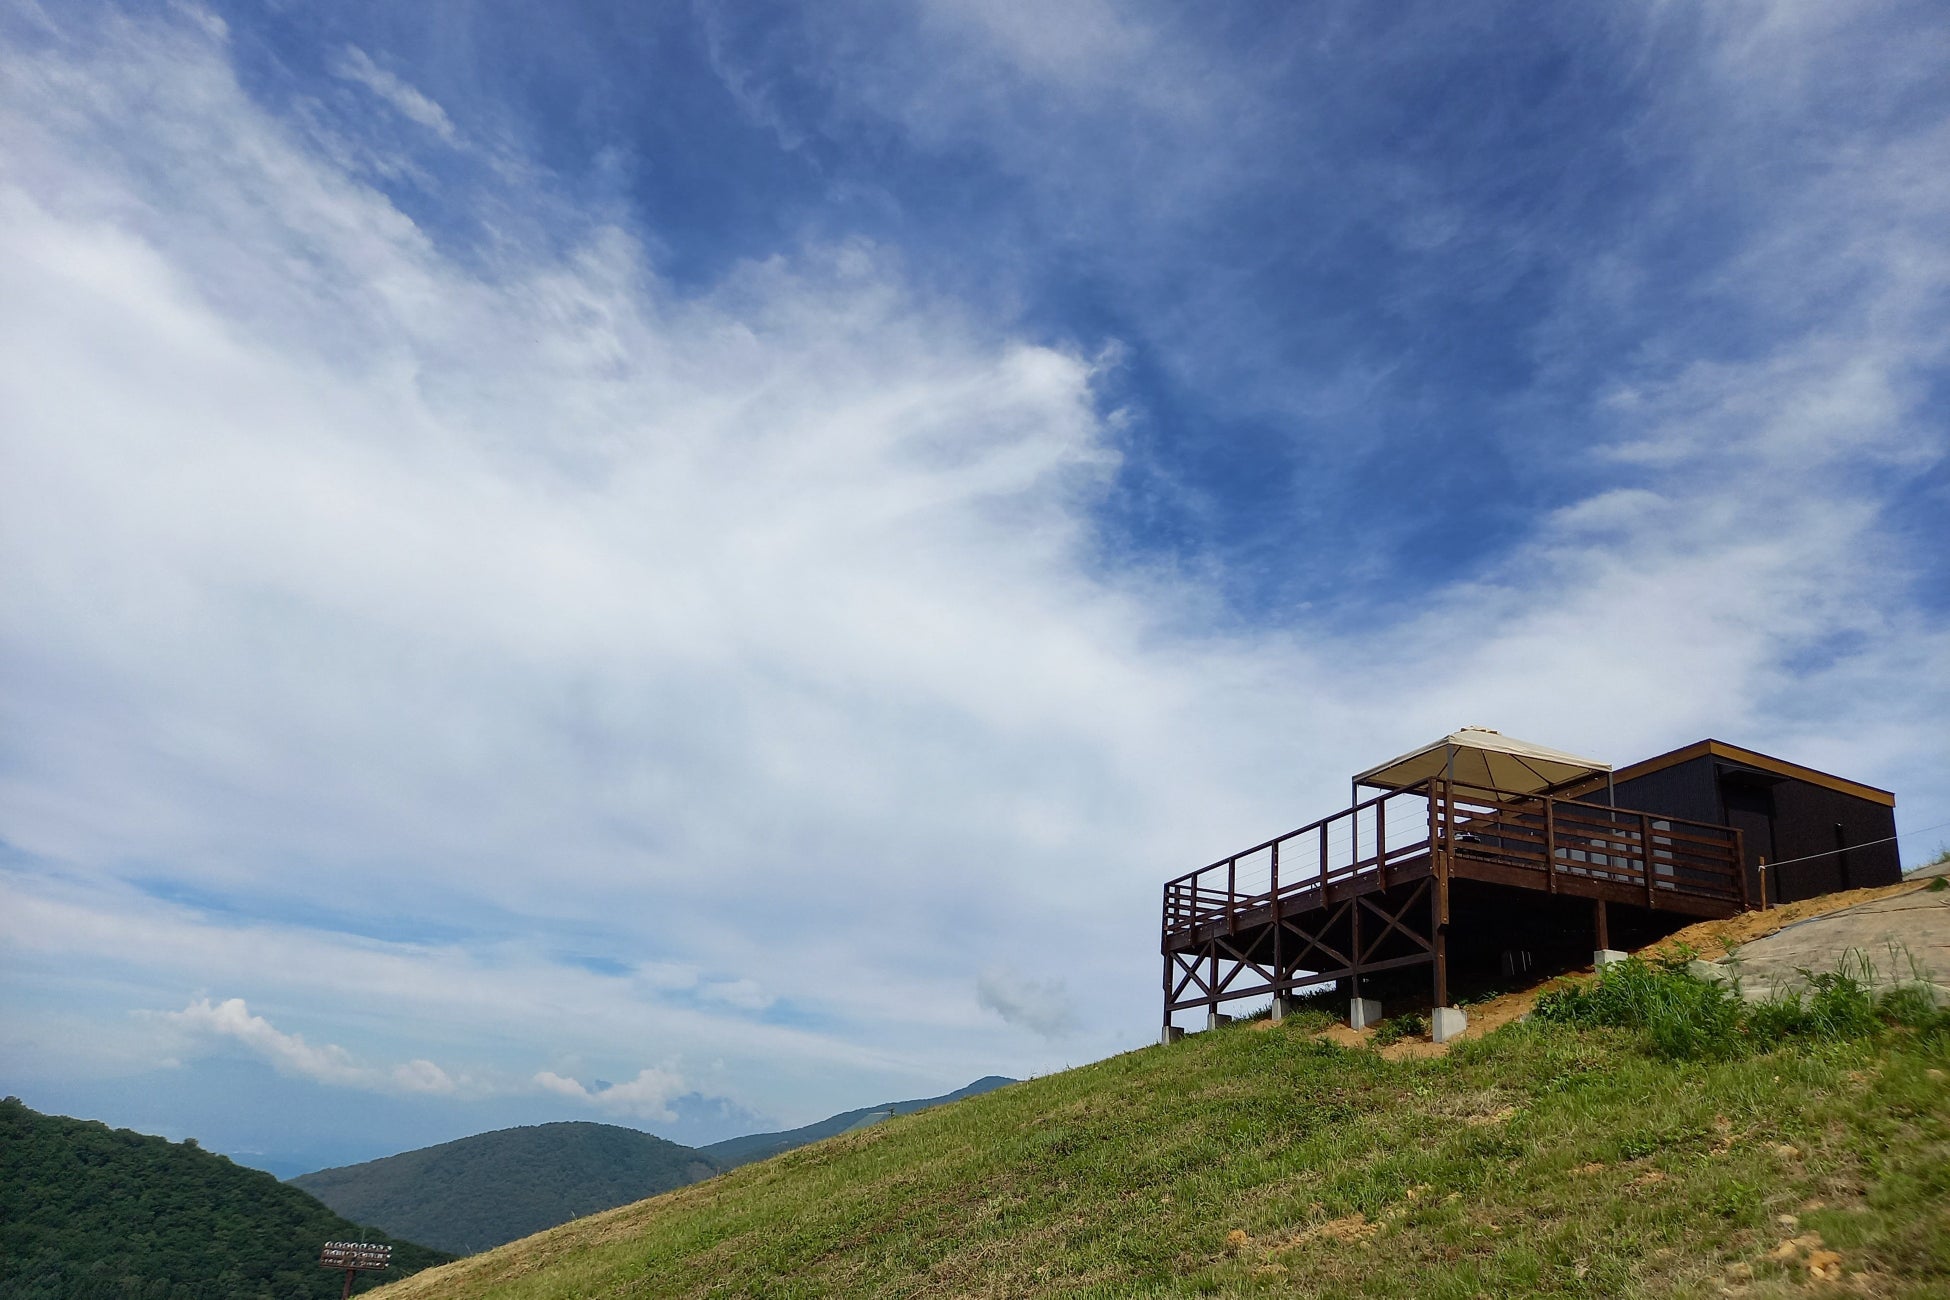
1352, 726, 1612, 802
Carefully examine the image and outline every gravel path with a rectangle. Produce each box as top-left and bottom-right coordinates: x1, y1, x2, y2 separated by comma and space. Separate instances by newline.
1701, 885, 1950, 1003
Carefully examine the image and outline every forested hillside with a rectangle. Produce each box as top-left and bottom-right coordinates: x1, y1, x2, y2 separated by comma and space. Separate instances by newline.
291, 1122, 718, 1254
0, 1098, 448, 1300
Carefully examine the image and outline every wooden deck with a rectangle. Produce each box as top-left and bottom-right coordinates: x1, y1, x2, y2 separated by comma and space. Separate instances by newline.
1161, 778, 1749, 1025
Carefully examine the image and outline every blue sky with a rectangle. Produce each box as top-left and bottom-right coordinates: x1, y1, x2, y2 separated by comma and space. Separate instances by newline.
3, 0, 1947, 1176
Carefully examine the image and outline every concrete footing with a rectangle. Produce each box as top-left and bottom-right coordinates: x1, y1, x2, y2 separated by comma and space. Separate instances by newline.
1269, 996, 1291, 1023
1160, 1025, 1185, 1045
1431, 1006, 1468, 1044
1207, 1011, 1235, 1031
1348, 997, 1381, 1030
1595, 948, 1629, 968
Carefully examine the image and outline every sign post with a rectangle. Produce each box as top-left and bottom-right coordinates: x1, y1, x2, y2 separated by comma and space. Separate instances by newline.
320, 1241, 392, 1298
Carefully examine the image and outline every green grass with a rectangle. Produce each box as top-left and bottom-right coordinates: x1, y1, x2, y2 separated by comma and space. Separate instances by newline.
1535, 950, 1949, 1061
1370, 1012, 1429, 1047
378, 993, 1950, 1299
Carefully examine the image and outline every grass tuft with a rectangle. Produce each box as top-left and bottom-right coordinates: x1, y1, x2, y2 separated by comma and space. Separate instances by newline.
1371, 1013, 1429, 1047
1532, 954, 1745, 1060
1277, 1007, 1337, 1034
1536, 951, 1949, 1060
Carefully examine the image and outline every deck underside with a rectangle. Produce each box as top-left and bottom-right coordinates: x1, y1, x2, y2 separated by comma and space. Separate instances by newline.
1161, 778, 1751, 1023
1163, 859, 1741, 1017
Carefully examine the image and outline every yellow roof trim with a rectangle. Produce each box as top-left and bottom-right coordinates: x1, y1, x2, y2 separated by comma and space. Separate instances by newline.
1593, 739, 1895, 807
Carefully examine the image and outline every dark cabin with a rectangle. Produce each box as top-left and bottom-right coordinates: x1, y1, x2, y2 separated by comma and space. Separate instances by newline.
1565, 739, 1900, 905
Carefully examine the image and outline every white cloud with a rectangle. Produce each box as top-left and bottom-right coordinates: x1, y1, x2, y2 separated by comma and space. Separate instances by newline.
392, 1059, 460, 1094
701, 979, 774, 1011
532, 1067, 687, 1121
976, 967, 1078, 1040
532, 1070, 589, 1101
329, 46, 458, 143
162, 997, 456, 1094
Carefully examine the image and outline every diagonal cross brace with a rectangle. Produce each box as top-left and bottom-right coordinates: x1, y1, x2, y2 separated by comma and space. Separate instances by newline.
1277, 901, 1354, 974
1355, 880, 1434, 964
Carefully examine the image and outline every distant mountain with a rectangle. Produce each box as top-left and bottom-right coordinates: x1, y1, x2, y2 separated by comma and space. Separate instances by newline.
290, 1122, 718, 1255
700, 1076, 1016, 1169
286, 1077, 1018, 1256
0, 1097, 449, 1300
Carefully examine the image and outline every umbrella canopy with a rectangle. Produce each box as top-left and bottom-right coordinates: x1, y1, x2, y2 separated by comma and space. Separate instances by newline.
1353, 727, 1610, 796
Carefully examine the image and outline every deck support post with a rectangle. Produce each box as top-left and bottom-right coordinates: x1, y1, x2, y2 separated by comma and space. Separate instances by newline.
1432, 868, 1449, 1010
1271, 841, 1283, 1006
1593, 898, 1609, 952
1376, 808, 1387, 890
1544, 795, 1557, 893
1641, 813, 1656, 911
1201, 947, 1216, 1029
1350, 893, 1363, 1002
1207, 946, 1219, 1022
1351, 801, 1359, 882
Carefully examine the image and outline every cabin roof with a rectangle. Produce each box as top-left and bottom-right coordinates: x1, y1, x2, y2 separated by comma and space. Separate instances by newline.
1565, 738, 1896, 808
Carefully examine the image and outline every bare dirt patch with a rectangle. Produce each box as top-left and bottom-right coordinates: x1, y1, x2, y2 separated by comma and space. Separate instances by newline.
1376, 980, 1571, 1059
1645, 879, 1930, 961
1279, 1213, 1379, 1249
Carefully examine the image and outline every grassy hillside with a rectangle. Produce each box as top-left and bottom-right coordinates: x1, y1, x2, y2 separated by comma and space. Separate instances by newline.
0, 1098, 449, 1300
376, 966, 1949, 1299
699, 1076, 1016, 1169
292, 1122, 719, 1255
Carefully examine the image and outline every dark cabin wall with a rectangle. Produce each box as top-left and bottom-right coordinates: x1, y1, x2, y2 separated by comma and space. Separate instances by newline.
1595, 750, 1898, 905
1604, 757, 1723, 828
1767, 778, 1900, 900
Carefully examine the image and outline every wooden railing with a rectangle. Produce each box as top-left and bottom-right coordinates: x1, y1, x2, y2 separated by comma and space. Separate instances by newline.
1162, 778, 1746, 945
1162, 781, 1439, 941
1441, 784, 1746, 907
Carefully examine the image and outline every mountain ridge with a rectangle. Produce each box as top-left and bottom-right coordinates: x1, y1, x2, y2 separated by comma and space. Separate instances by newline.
698, 1075, 1017, 1169
290, 1121, 715, 1255
289, 1076, 1017, 1254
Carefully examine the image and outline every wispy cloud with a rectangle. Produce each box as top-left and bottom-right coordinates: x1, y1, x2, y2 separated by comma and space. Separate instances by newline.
976, 968, 1078, 1040
162, 997, 458, 1095
328, 46, 459, 144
